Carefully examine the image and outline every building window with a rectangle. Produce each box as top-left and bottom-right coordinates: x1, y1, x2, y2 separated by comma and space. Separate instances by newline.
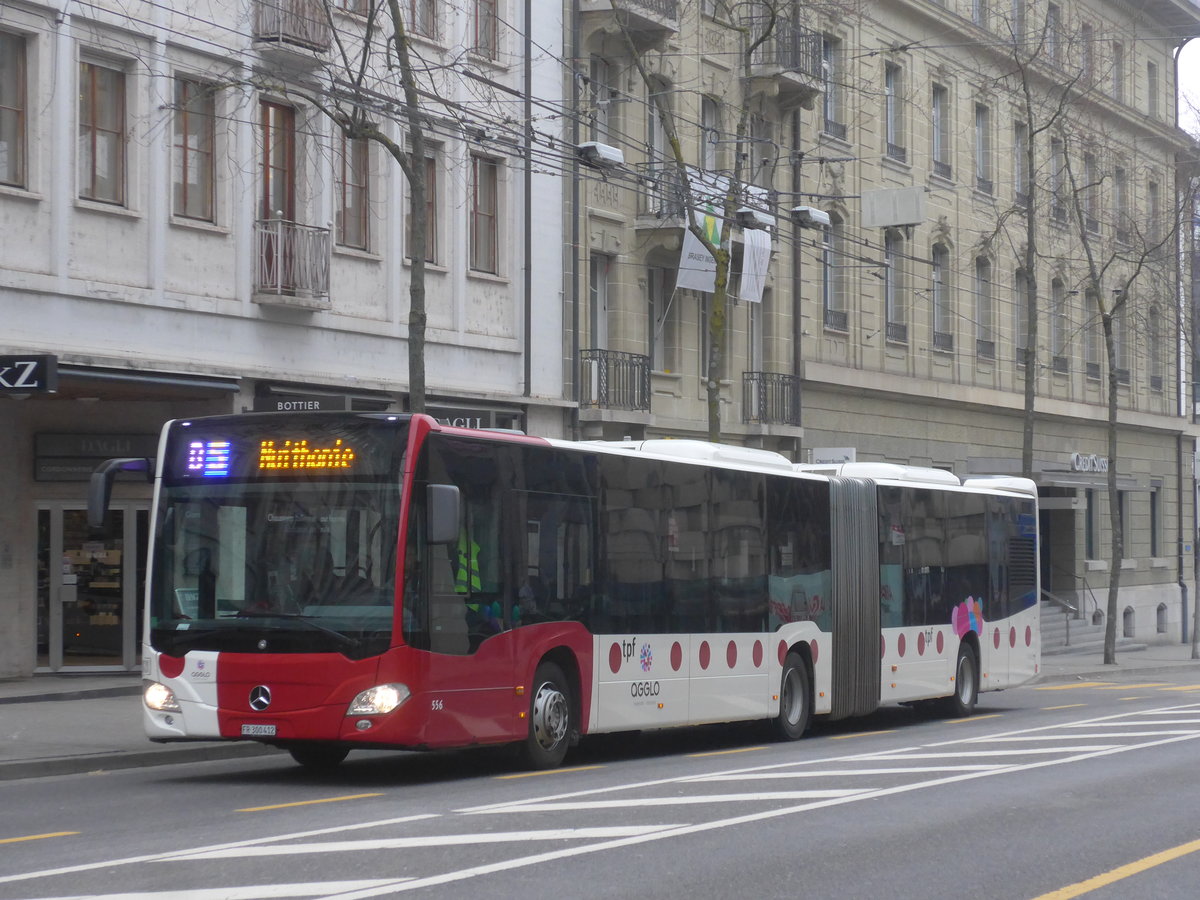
172, 78, 215, 222
1011, 0, 1026, 41
1085, 489, 1096, 558
884, 229, 906, 342
932, 243, 952, 350
972, 0, 989, 29
1050, 137, 1065, 222
1114, 304, 1130, 383
1150, 489, 1161, 557
700, 96, 720, 170
469, 154, 499, 273
884, 62, 905, 161
975, 257, 994, 358
1085, 296, 1101, 379
589, 57, 617, 144
931, 84, 951, 178
79, 61, 126, 205
649, 266, 676, 372
1148, 305, 1163, 391
822, 36, 844, 137
974, 103, 992, 193
406, 150, 438, 263
1147, 61, 1158, 118
260, 100, 295, 221
1013, 121, 1028, 207
1111, 42, 1124, 103
1083, 151, 1098, 232
1014, 269, 1029, 366
1113, 165, 1128, 242
748, 114, 772, 187
589, 253, 611, 349
1081, 24, 1094, 84
1051, 278, 1069, 372
0, 31, 26, 189
1147, 180, 1160, 244
1047, 3, 1062, 65
336, 135, 369, 250
822, 213, 846, 330
475, 0, 498, 59
409, 0, 436, 38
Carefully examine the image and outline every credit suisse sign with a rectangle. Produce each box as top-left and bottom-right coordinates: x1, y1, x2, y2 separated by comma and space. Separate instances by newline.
0, 354, 57, 393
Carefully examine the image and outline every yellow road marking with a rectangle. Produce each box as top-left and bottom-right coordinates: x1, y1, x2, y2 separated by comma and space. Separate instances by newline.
1035, 682, 1116, 691
1042, 704, 1086, 711
0, 832, 79, 845
1096, 683, 1169, 690
829, 730, 896, 740
499, 765, 604, 779
1031, 836, 1200, 900
947, 714, 1002, 724
1158, 684, 1200, 691
687, 746, 767, 758
1118, 697, 1144, 701
237, 793, 383, 812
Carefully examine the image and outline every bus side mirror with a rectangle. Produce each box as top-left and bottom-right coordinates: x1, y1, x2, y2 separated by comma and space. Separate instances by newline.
88, 457, 154, 529
426, 484, 461, 545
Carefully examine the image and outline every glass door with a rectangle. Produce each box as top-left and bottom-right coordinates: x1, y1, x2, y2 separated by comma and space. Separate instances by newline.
36, 504, 147, 671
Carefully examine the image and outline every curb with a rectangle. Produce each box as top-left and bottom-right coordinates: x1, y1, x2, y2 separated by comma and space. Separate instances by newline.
0, 685, 142, 706
0, 742, 282, 782
1032, 661, 1200, 685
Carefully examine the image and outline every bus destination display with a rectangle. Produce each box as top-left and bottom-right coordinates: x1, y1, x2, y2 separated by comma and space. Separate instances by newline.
187, 438, 357, 477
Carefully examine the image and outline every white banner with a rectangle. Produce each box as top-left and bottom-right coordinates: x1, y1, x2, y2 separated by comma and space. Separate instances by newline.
676, 204, 722, 293
737, 227, 772, 303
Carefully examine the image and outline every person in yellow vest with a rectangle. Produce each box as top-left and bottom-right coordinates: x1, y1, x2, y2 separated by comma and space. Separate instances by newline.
454, 528, 481, 593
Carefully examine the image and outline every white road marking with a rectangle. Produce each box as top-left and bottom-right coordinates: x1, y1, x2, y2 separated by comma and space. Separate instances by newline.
853, 747, 1121, 758
464, 789, 868, 814
166, 826, 681, 859
976, 731, 1200, 741
12, 882, 403, 900
689, 765, 1006, 780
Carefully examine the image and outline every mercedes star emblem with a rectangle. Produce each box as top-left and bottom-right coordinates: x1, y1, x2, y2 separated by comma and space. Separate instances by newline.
249, 685, 272, 711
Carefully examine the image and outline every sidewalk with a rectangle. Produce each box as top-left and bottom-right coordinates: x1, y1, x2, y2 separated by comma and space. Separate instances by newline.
3, 644, 1200, 781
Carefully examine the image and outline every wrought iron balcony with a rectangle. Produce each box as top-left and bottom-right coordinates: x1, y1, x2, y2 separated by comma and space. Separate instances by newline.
886, 322, 908, 344
580, 349, 651, 411
976, 339, 996, 360
823, 308, 848, 331
636, 162, 687, 221
976, 176, 993, 195
886, 143, 907, 163
933, 331, 954, 351
748, 17, 822, 108
933, 160, 952, 180
254, 218, 330, 308
823, 119, 847, 141
1052, 355, 1069, 374
743, 371, 801, 426
254, 0, 330, 52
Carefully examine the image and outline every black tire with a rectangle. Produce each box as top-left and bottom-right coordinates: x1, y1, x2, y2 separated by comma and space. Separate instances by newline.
944, 644, 979, 717
522, 661, 572, 769
774, 651, 811, 741
288, 744, 350, 771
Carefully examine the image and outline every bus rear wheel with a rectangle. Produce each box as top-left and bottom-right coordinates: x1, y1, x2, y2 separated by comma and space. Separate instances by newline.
287, 743, 350, 771
944, 644, 979, 717
774, 651, 811, 741
522, 661, 572, 769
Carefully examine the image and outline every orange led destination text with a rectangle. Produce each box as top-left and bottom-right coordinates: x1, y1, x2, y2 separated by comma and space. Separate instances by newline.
258, 438, 357, 471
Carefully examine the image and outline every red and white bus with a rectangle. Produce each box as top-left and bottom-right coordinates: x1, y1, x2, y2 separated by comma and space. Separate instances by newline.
90, 412, 1039, 770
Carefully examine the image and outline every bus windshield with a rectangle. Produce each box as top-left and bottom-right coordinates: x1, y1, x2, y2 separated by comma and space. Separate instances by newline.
148, 417, 406, 659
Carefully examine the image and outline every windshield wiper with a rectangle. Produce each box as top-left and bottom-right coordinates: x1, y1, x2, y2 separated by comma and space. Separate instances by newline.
233, 610, 362, 651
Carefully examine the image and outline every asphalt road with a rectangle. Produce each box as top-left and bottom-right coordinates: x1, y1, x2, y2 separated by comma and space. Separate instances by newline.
4, 672, 1200, 899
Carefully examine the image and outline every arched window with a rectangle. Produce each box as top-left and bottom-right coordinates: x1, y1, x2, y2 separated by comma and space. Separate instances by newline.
700, 97, 720, 170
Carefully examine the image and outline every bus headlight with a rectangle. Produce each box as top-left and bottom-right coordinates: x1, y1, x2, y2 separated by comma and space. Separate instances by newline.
144, 681, 181, 712
348, 684, 410, 716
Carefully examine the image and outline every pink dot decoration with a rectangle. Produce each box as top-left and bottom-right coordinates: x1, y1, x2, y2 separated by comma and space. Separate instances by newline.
898, 633, 906, 657
936, 631, 945, 654
1025, 625, 1032, 647
699, 641, 711, 670
671, 641, 683, 671
917, 633, 926, 656
994, 627, 1002, 649
608, 642, 621, 674
726, 640, 738, 668
880, 635, 886, 658
811, 640, 819, 664
753, 640, 764, 668
1009, 626, 1017, 648
778, 640, 788, 665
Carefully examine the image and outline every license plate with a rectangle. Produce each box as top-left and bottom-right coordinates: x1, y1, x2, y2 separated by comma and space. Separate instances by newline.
241, 723, 277, 737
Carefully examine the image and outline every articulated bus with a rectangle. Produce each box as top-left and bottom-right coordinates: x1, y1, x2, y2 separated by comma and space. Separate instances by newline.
90, 412, 1039, 770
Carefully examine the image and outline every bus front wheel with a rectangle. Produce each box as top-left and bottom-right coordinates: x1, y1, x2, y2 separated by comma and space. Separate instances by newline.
774, 651, 811, 741
522, 661, 572, 769
945, 644, 979, 717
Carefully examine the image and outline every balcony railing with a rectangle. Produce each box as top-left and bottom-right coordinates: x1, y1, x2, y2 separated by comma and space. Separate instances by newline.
886, 143, 907, 163
823, 119, 847, 140
1086, 361, 1100, 379
743, 371, 801, 426
748, 17, 822, 107
824, 308, 848, 331
255, 219, 330, 304
578, 0, 678, 40
933, 160, 952, 180
933, 330, 954, 351
580, 349, 651, 411
976, 339, 996, 360
886, 322, 908, 343
1053, 355, 1069, 374
636, 162, 687, 220
254, 0, 330, 52
1150, 374, 1163, 392
976, 176, 993, 195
